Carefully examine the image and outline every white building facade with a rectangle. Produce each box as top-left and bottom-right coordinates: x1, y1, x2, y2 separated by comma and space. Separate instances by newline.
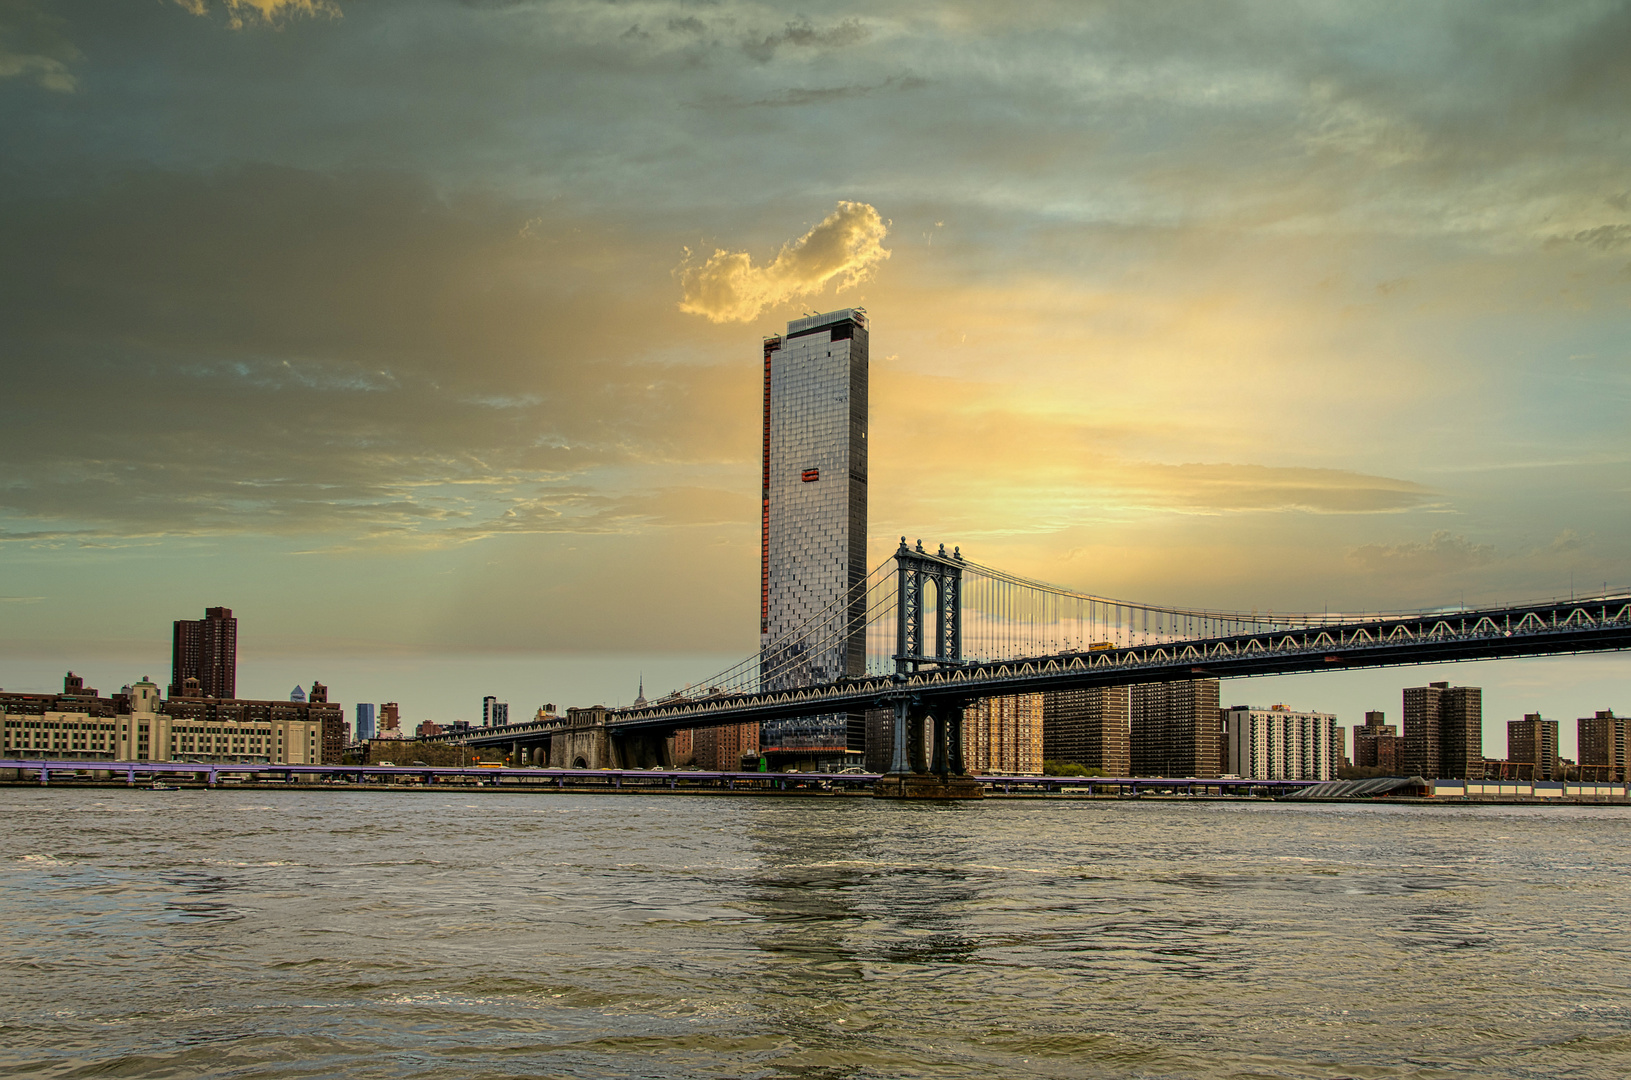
1224, 704, 1342, 780
2, 678, 327, 765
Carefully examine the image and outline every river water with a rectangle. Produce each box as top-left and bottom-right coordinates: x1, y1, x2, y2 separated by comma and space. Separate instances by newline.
3, 788, 1630, 1079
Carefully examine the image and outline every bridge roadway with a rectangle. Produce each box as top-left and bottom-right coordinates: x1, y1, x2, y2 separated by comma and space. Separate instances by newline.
1, 757, 1317, 795
586, 592, 1631, 736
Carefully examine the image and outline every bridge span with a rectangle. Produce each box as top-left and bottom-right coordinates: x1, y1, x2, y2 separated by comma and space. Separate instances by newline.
607, 591, 1631, 734
438, 541, 1631, 792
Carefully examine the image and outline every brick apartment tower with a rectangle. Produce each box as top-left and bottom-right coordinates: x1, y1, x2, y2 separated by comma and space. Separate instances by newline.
1353, 710, 1402, 771
170, 606, 237, 700
964, 694, 1044, 775
1043, 686, 1131, 774
1130, 679, 1221, 778
1577, 710, 1628, 781
1507, 713, 1559, 781
1402, 681, 1482, 779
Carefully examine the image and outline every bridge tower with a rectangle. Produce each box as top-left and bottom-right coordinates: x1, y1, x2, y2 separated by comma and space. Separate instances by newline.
893, 537, 962, 674
877, 538, 983, 799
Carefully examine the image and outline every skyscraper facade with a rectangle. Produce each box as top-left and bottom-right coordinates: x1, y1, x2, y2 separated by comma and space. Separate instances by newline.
170, 606, 237, 700
756, 308, 869, 764
482, 697, 508, 727
1042, 686, 1130, 774
1130, 679, 1221, 778
1402, 681, 1482, 779
356, 703, 376, 742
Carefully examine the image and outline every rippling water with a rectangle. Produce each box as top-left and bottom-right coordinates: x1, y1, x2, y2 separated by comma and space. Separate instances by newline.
4, 788, 1631, 1079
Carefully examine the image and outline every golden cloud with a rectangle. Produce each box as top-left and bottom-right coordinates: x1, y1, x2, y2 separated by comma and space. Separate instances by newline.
0, 50, 75, 92
678, 201, 890, 323
866, 372, 1435, 542
174, 0, 340, 29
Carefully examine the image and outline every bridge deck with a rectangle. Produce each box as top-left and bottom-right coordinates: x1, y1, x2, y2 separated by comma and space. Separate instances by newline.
588, 595, 1631, 733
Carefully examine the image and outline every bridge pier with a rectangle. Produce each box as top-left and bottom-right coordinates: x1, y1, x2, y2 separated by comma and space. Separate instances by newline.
929, 713, 948, 775
875, 696, 982, 800
609, 729, 670, 770
888, 700, 911, 774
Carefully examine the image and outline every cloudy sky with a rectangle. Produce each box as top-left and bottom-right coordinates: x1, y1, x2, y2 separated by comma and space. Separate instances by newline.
3, 0, 1629, 746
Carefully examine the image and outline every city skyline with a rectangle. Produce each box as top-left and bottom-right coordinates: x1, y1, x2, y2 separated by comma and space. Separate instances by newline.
3, 2, 1629, 748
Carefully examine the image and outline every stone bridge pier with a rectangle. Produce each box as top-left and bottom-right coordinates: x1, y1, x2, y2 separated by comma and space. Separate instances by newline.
874, 695, 983, 799
545, 707, 670, 770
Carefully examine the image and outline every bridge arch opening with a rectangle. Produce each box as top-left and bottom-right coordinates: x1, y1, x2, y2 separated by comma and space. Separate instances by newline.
922, 577, 939, 659
571, 756, 589, 770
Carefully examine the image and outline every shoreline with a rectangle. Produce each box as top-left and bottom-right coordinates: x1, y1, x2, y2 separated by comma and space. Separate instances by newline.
3, 779, 1626, 805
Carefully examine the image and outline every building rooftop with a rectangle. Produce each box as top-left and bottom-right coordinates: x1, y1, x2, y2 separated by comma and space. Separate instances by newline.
784, 308, 865, 336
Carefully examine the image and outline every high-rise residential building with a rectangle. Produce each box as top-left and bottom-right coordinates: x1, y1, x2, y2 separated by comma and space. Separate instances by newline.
1042, 686, 1130, 774
170, 606, 237, 700
1402, 682, 1482, 779
482, 697, 508, 727
355, 703, 376, 742
1353, 710, 1401, 771
379, 702, 401, 734
670, 726, 694, 765
750, 308, 869, 768
964, 694, 1044, 776
1130, 679, 1221, 778
1222, 704, 1342, 781
1577, 710, 1627, 781
692, 721, 761, 772
1507, 713, 1559, 780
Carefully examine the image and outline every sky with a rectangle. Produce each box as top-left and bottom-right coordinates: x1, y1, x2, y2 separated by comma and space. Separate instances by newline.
2, 0, 1629, 755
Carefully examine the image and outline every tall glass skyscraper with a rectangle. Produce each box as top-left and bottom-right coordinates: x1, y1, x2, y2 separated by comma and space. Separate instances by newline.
355, 703, 376, 742
758, 308, 869, 762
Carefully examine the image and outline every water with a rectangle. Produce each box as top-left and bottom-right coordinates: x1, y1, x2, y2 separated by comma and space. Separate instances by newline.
3, 789, 1630, 1079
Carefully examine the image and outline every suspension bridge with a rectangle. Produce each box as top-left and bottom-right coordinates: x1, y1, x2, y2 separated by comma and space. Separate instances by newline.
451, 538, 1631, 792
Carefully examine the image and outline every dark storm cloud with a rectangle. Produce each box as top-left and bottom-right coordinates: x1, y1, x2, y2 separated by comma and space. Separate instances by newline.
740, 73, 926, 109
741, 17, 868, 62
2, 0, 1629, 627
0, 163, 752, 543
0, 0, 79, 91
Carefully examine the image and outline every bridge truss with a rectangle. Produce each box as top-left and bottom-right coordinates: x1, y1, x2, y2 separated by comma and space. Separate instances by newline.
616, 539, 1631, 738
447, 541, 1631, 785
